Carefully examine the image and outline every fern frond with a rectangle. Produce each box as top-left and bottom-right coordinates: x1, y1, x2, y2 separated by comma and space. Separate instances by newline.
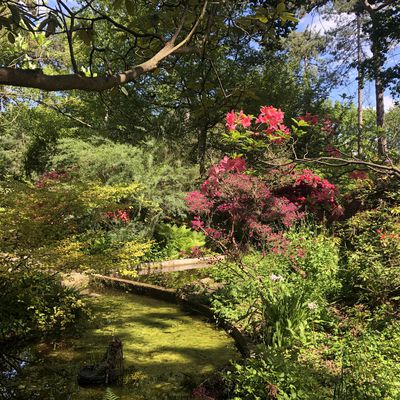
103, 387, 119, 400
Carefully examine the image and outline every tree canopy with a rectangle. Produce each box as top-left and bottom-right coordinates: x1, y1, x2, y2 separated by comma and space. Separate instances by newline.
0, 0, 307, 91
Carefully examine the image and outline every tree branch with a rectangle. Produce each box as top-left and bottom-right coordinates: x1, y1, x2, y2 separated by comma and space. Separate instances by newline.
56, 0, 78, 73
0, 1, 208, 92
262, 156, 400, 179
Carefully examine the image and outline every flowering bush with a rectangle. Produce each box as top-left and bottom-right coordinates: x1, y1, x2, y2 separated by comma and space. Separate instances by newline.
186, 156, 341, 248
210, 229, 341, 398
105, 209, 130, 224
0, 179, 154, 273
325, 144, 341, 157
348, 170, 369, 180
186, 156, 303, 248
292, 111, 341, 159
275, 169, 343, 220
224, 105, 291, 145
35, 170, 69, 188
210, 228, 340, 338
298, 112, 319, 125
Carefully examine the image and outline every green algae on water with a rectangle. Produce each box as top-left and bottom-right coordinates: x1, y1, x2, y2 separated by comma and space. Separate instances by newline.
6, 287, 237, 399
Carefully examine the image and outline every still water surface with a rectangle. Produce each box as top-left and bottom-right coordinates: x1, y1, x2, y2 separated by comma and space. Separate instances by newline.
2, 287, 237, 399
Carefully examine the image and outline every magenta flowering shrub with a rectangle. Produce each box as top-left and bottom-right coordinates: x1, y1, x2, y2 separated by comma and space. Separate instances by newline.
275, 169, 343, 220
186, 160, 342, 248
222, 106, 340, 163
186, 105, 343, 248
186, 156, 303, 248
35, 170, 68, 188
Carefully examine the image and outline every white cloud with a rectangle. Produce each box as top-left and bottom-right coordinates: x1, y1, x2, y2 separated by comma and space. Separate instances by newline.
308, 16, 338, 34
298, 11, 355, 34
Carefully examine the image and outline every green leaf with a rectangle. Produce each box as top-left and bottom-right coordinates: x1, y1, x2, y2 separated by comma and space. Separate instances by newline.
8, 4, 21, 24
77, 29, 93, 45
297, 120, 309, 127
7, 32, 15, 44
45, 20, 56, 37
276, 1, 286, 14
22, 15, 35, 32
37, 17, 49, 32
0, 16, 11, 30
103, 387, 119, 400
252, 13, 269, 24
230, 131, 242, 141
121, 86, 129, 96
280, 12, 298, 23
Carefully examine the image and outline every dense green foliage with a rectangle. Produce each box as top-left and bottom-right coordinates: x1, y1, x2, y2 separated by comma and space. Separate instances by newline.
0, 255, 88, 341
51, 138, 196, 220
1, 0, 400, 398
339, 206, 400, 306
211, 228, 339, 343
209, 220, 400, 399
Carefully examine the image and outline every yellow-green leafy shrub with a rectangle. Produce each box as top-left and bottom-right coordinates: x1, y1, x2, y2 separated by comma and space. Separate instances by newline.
0, 179, 154, 273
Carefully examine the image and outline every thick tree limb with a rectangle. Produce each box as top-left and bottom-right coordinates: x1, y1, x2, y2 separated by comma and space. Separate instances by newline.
0, 1, 208, 92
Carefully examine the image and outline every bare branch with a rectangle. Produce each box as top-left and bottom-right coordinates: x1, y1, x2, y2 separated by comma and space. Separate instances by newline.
0, 90, 95, 129
55, 0, 78, 73
261, 155, 400, 179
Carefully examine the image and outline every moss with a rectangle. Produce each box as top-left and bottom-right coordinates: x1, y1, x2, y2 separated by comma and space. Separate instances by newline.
6, 287, 237, 399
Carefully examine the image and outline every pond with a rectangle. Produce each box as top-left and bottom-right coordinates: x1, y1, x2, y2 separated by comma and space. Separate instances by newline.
2, 287, 237, 399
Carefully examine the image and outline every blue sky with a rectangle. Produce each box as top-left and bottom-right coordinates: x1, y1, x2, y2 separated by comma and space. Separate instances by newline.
297, 11, 399, 110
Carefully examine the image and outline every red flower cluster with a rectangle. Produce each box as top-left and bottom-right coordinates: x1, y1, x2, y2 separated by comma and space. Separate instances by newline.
276, 169, 343, 220
185, 191, 214, 214
321, 118, 336, 136
226, 110, 251, 131
225, 106, 290, 143
325, 145, 341, 157
376, 229, 400, 241
297, 112, 336, 136
255, 106, 290, 141
180, 246, 205, 258
105, 209, 130, 224
256, 106, 284, 126
191, 384, 212, 400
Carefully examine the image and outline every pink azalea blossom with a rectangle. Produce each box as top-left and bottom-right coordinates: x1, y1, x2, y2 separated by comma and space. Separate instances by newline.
225, 110, 237, 131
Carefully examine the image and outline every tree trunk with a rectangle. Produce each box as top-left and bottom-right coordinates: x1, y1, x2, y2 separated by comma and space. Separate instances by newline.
357, 13, 364, 157
197, 127, 208, 176
374, 57, 387, 157
360, 0, 388, 158
364, 6, 387, 158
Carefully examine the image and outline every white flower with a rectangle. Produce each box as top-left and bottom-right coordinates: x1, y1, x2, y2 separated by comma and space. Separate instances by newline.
307, 301, 318, 310
269, 274, 284, 282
